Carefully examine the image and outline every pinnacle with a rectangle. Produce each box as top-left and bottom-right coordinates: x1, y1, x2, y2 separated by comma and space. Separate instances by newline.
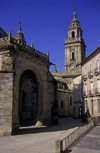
73, 8, 76, 20
18, 20, 21, 32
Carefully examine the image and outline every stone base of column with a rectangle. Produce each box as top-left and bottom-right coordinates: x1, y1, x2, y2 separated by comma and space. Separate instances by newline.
0, 125, 12, 136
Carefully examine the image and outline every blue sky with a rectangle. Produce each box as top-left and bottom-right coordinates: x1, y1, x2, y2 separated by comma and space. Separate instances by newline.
0, 0, 100, 72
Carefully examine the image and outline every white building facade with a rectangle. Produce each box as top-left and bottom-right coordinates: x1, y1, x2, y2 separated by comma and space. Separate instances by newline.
82, 48, 100, 125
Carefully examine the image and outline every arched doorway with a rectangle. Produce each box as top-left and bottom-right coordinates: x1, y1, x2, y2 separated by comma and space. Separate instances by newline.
19, 70, 38, 125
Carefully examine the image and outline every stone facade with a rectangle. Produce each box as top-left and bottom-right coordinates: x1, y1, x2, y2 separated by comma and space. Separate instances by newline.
0, 25, 56, 136
52, 73, 73, 117
73, 75, 83, 118
82, 48, 100, 125
0, 72, 13, 136
57, 89, 73, 117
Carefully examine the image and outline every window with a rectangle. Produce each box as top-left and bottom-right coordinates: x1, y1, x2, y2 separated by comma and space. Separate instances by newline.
84, 84, 87, 95
77, 30, 79, 38
97, 80, 100, 94
72, 52, 75, 60
91, 100, 94, 115
90, 64, 92, 73
72, 31, 75, 39
84, 68, 86, 75
96, 59, 99, 70
98, 80, 100, 89
98, 99, 100, 113
61, 100, 64, 108
59, 83, 63, 89
70, 96, 72, 105
64, 84, 68, 90
57, 83, 59, 89
90, 82, 93, 94
85, 100, 88, 110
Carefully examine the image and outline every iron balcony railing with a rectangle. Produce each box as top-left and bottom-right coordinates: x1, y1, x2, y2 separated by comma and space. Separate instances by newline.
95, 67, 100, 75
88, 71, 93, 78
83, 74, 87, 80
83, 91, 88, 97
95, 88, 100, 95
89, 90, 94, 96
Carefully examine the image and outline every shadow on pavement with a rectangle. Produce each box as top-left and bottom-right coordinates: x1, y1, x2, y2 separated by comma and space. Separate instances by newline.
14, 117, 87, 135
64, 150, 72, 153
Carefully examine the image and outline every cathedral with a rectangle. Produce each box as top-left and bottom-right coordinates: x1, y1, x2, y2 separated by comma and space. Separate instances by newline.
0, 9, 100, 136
0, 21, 57, 136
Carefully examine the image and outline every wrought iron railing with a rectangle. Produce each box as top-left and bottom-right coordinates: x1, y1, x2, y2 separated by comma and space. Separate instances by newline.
95, 67, 100, 75
88, 71, 93, 78
82, 74, 87, 80
83, 91, 87, 97
95, 88, 100, 95
89, 90, 94, 96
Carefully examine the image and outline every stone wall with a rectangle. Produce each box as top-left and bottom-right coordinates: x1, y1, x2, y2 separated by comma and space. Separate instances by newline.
0, 72, 13, 136
0, 45, 56, 135
57, 89, 73, 117
73, 75, 82, 118
12, 50, 55, 130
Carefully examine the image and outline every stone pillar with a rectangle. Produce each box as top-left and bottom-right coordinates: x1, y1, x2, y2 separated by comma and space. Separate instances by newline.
55, 139, 62, 153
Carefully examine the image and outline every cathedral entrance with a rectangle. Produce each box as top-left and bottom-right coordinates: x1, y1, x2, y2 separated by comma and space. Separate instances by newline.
19, 70, 38, 125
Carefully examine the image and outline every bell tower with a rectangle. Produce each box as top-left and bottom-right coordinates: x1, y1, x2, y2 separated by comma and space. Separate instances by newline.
65, 9, 86, 72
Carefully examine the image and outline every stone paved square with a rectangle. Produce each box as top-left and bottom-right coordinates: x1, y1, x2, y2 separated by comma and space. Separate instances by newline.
0, 118, 84, 153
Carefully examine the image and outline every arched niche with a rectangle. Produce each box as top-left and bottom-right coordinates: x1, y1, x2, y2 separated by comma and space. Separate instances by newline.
19, 70, 38, 125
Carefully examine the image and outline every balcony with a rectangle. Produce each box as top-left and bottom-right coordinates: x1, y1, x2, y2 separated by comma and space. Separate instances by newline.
89, 90, 94, 97
95, 67, 100, 76
82, 74, 87, 81
83, 91, 88, 97
88, 71, 93, 79
95, 88, 100, 96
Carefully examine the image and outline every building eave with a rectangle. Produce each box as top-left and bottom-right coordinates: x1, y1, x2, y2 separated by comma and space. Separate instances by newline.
82, 47, 100, 66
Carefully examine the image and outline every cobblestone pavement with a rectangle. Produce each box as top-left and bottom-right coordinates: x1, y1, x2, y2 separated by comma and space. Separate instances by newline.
66, 126, 100, 153
0, 118, 85, 153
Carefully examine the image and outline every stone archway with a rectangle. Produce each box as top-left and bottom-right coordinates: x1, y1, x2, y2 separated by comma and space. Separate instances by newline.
19, 70, 38, 124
